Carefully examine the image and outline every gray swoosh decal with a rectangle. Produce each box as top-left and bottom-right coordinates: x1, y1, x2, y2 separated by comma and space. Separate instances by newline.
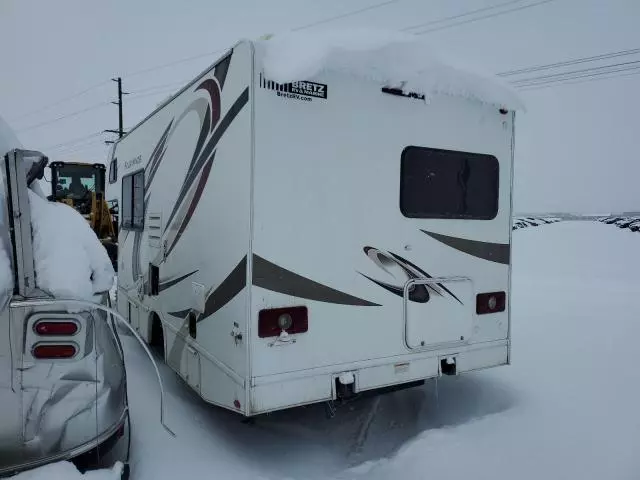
167, 257, 246, 321
214, 53, 231, 89
167, 308, 191, 319
164, 87, 249, 235
388, 252, 462, 304
120, 229, 130, 246
360, 273, 430, 303
196, 257, 247, 322
253, 255, 380, 307
190, 104, 211, 169
144, 120, 173, 193
165, 152, 216, 257
359, 247, 462, 305
167, 253, 379, 322
132, 231, 143, 280
159, 270, 199, 293
421, 230, 510, 265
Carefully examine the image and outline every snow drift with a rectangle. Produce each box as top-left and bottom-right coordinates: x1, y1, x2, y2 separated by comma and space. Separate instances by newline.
28, 189, 115, 300
256, 28, 524, 111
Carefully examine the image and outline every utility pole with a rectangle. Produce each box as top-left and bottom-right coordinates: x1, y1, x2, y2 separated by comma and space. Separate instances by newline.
105, 77, 128, 144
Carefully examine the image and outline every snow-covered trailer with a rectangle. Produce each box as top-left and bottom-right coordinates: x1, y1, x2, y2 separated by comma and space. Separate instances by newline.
107, 32, 518, 416
0, 143, 130, 476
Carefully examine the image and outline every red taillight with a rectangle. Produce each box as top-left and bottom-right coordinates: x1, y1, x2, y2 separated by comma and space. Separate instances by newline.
32, 344, 78, 359
476, 291, 506, 315
258, 306, 308, 338
34, 320, 79, 336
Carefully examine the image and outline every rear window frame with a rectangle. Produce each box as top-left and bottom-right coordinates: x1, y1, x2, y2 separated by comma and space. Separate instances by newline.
399, 146, 500, 221
121, 169, 144, 231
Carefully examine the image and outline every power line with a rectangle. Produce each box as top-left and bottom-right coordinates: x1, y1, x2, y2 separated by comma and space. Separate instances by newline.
54, 137, 108, 154
123, 49, 226, 79
31, 47, 637, 137
10, 80, 110, 121
128, 88, 182, 102
26, 86, 185, 148
9, 0, 541, 129
52, 138, 107, 155
10, 2, 514, 127
51, 139, 108, 158
128, 79, 192, 96
515, 64, 640, 89
511, 60, 640, 87
16, 101, 111, 133
42, 131, 104, 151
292, 0, 399, 31
520, 69, 640, 91
415, 0, 557, 35
499, 47, 640, 77
402, 0, 527, 32
11, 0, 620, 132
123, 0, 401, 80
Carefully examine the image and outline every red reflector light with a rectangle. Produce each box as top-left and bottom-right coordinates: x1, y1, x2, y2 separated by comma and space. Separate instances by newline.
32, 344, 77, 359
258, 306, 308, 338
34, 320, 79, 336
476, 292, 506, 315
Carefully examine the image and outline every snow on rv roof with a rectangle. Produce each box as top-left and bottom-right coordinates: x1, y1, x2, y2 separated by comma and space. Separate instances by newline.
256, 28, 524, 111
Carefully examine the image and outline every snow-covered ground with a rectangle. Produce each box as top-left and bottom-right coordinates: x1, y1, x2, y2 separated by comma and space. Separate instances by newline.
105, 220, 640, 480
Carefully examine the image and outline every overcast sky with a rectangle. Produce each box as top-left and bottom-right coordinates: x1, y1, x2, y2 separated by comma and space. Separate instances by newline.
1, 0, 638, 213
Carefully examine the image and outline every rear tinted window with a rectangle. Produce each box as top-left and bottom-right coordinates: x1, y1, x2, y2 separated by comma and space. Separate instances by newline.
400, 146, 499, 220
121, 170, 144, 230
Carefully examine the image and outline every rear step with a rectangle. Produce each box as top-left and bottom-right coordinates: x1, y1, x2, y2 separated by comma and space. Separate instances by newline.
335, 378, 426, 402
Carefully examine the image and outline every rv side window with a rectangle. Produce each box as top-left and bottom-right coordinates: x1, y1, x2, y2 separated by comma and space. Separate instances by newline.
132, 171, 145, 229
108, 157, 117, 184
121, 170, 144, 230
400, 146, 499, 220
121, 175, 133, 229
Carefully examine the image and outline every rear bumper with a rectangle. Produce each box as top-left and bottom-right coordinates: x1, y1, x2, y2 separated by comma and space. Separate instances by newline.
0, 411, 130, 479
249, 340, 508, 415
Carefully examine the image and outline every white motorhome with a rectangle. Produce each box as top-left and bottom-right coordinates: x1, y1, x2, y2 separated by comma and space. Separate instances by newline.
107, 33, 517, 416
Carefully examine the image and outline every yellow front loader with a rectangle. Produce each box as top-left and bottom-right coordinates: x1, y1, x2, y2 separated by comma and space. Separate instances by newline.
48, 161, 118, 270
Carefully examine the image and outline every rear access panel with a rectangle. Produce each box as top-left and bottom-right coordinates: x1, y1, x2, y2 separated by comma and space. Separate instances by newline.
403, 277, 473, 350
